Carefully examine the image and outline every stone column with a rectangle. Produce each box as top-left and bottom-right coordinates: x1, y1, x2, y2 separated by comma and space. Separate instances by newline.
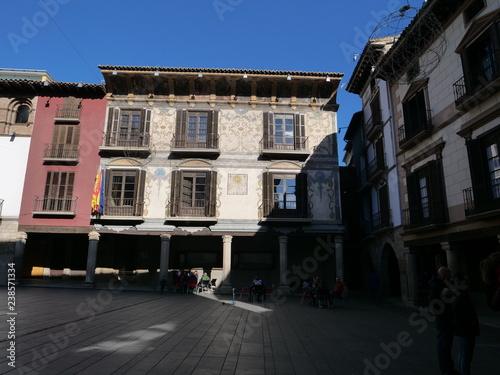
84, 231, 100, 287
279, 235, 290, 295
159, 234, 171, 281
405, 247, 418, 306
335, 236, 344, 281
14, 232, 27, 283
442, 242, 458, 277
220, 235, 233, 294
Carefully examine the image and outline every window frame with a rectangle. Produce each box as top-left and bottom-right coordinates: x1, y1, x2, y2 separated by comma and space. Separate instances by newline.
263, 172, 308, 218
170, 170, 217, 217
263, 112, 307, 151
104, 169, 145, 216
174, 109, 219, 149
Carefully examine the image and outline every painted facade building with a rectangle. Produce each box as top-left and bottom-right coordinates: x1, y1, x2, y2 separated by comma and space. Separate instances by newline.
85, 65, 345, 292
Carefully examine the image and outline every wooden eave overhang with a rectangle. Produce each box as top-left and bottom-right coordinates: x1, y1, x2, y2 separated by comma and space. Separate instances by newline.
98, 65, 344, 109
0, 79, 106, 99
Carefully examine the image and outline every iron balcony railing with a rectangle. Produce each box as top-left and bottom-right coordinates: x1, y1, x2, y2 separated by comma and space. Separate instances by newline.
55, 105, 81, 120
166, 199, 215, 218
170, 133, 219, 149
103, 131, 151, 148
366, 153, 386, 181
402, 198, 447, 229
43, 143, 80, 160
261, 198, 308, 219
372, 209, 392, 231
33, 196, 77, 213
260, 135, 308, 152
453, 55, 500, 105
363, 114, 383, 137
398, 110, 433, 145
463, 185, 500, 216
104, 198, 144, 217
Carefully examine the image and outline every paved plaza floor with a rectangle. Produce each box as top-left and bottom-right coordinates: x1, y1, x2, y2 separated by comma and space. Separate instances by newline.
0, 284, 499, 375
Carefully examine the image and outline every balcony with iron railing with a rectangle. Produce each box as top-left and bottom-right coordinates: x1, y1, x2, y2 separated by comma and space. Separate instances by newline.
372, 209, 392, 232
166, 199, 216, 221
259, 198, 310, 222
100, 131, 151, 156
33, 196, 77, 216
398, 110, 433, 149
42, 143, 80, 163
170, 133, 220, 156
402, 198, 448, 230
366, 153, 387, 183
463, 185, 500, 217
453, 55, 500, 110
260, 135, 309, 160
54, 105, 81, 123
102, 198, 144, 218
363, 114, 383, 139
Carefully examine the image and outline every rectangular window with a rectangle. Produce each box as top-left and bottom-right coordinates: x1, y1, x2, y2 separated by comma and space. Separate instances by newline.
47, 125, 80, 159
406, 160, 447, 228
105, 169, 145, 216
170, 170, 217, 217
42, 171, 75, 211
263, 172, 307, 218
174, 110, 218, 149
263, 112, 306, 151
106, 108, 151, 147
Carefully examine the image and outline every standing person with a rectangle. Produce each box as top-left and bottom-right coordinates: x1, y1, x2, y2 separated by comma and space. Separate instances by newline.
159, 275, 167, 295
369, 271, 380, 300
453, 273, 480, 375
429, 266, 459, 375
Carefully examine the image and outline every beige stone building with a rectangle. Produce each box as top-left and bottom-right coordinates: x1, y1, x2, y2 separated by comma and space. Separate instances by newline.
87, 66, 345, 293
379, 0, 499, 304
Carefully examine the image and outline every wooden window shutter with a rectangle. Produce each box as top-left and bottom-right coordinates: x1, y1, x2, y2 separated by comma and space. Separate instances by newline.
108, 107, 120, 132
406, 171, 419, 223
73, 126, 81, 146
262, 172, 274, 216
141, 109, 152, 133
294, 113, 306, 150
375, 138, 385, 170
296, 172, 308, 217
210, 110, 219, 148
402, 101, 411, 135
176, 109, 187, 134
206, 171, 217, 217
135, 170, 146, 216
170, 170, 181, 216
263, 112, 274, 148
466, 139, 488, 189
427, 160, 447, 222
44, 172, 54, 197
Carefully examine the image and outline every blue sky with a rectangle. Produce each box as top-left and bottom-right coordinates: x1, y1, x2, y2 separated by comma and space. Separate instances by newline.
2, 0, 424, 161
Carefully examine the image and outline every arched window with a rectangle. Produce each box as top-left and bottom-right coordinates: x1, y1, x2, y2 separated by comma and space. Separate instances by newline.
15, 104, 30, 123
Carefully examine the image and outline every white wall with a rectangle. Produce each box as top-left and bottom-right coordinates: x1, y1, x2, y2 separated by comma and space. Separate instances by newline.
0, 135, 30, 217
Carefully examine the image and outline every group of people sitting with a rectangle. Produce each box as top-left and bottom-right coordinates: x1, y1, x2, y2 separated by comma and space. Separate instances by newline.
302, 276, 345, 308
171, 270, 214, 294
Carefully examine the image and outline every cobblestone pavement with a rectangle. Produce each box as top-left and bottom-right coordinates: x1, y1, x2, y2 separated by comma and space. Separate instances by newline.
0, 285, 499, 375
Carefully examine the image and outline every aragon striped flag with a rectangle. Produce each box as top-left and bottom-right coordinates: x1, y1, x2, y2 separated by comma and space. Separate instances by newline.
91, 167, 103, 214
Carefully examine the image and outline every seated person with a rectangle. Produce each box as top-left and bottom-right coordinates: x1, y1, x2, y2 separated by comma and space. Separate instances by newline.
317, 280, 330, 308
186, 271, 198, 293
199, 272, 211, 290
331, 277, 344, 299
249, 275, 266, 302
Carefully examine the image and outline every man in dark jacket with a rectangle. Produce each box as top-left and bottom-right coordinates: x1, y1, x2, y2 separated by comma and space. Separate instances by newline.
453, 273, 479, 375
429, 266, 459, 375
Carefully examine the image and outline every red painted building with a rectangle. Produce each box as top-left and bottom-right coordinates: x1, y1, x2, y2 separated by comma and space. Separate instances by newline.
17, 82, 106, 278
